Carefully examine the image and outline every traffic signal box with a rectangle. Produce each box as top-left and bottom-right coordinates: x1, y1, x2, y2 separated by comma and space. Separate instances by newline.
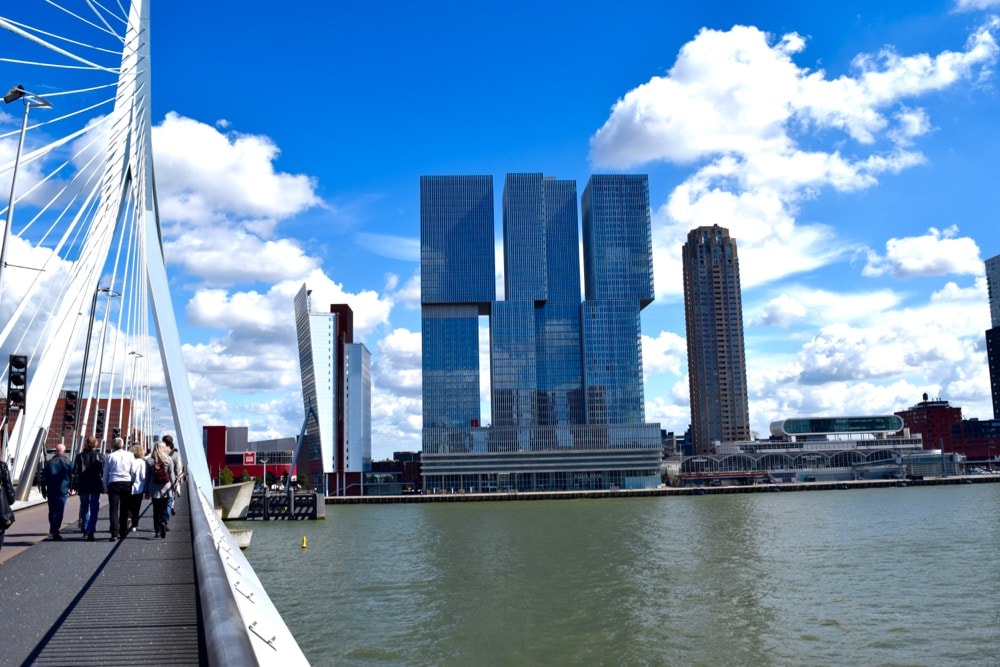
6, 354, 27, 412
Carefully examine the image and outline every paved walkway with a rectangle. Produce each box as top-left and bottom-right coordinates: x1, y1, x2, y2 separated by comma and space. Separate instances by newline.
0, 492, 205, 666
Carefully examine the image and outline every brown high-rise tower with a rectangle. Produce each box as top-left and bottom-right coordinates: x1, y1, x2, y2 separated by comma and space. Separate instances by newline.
682, 225, 751, 453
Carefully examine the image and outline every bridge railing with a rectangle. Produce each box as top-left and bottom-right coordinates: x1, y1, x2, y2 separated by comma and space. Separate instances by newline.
188, 480, 309, 665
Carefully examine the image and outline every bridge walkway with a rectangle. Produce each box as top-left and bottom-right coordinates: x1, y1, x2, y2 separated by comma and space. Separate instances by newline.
0, 491, 204, 666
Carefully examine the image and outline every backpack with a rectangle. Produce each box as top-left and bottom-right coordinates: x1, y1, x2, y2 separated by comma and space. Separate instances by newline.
153, 459, 170, 484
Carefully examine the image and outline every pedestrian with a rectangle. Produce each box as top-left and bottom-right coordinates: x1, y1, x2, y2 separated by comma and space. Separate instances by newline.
145, 442, 176, 539
102, 437, 133, 541
72, 436, 104, 541
42, 443, 73, 540
1, 441, 16, 553
128, 444, 148, 533
163, 435, 183, 524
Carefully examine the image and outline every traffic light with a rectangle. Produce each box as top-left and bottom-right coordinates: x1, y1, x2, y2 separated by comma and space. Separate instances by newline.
6, 354, 27, 411
95, 408, 105, 438
112, 427, 121, 439
63, 390, 77, 430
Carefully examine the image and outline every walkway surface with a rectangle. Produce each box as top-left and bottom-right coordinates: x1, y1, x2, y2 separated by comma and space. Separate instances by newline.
0, 492, 205, 666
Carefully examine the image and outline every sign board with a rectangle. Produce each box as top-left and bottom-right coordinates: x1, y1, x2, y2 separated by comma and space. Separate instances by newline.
243, 451, 255, 465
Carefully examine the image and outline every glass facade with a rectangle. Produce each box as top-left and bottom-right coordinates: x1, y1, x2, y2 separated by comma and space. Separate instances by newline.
581, 174, 654, 306
421, 173, 662, 490
682, 225, 751, 453
294, 285, 372, 492
776, 415, 904, 437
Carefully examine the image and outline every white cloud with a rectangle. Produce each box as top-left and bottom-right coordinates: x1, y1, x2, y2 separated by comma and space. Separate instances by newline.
862, 226, 983, 278
356, 233, 420, 261
152, 112, 321, 227
641, 330, 687, 377
955, 1, 1000, 13
591, 22, 998, 299
165, 224, 319, 286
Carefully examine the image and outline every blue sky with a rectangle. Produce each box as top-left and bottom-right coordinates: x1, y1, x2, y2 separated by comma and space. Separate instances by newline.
3, 1, 1000, 459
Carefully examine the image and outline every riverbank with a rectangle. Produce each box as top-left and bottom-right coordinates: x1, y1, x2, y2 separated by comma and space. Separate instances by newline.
325, 473, 1000, 503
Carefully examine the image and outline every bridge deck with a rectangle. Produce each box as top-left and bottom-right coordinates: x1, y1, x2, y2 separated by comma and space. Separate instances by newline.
0, 493, 205, 666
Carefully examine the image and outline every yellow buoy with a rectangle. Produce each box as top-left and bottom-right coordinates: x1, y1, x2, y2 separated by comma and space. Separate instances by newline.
301, 535, 307, 549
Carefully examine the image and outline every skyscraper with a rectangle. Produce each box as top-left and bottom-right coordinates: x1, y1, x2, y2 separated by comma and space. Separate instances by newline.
420, 173, 662, 492
985, 254, 1000, 419
682, 225, 751, 453
294, 285, 372, 496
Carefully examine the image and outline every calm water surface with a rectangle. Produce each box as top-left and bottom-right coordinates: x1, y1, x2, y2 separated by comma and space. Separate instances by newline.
237, 484, 1000, 665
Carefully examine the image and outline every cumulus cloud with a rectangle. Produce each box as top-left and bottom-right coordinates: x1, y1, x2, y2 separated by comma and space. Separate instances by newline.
862, 226, 983, 278
152, 112, 321, 227
641, 330, 687, 377
749, 287, 902, 327
591, 22, 998, 298
954, 0, 1000, 11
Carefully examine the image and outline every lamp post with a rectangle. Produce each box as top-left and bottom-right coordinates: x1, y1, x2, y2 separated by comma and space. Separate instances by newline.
72, 286, 120, 456
1, 85, 52, 294
127, 351, 142, 443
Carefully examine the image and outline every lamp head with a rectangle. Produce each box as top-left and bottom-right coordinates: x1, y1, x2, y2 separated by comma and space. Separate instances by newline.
4, 85, 25, 104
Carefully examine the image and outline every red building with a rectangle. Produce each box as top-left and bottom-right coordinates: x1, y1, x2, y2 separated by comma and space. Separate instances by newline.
204, 425, 295, 487
895, 395, 962, 451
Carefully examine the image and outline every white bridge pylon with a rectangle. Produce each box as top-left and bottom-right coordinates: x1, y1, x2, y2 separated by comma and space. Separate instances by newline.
0, 0, 208, 493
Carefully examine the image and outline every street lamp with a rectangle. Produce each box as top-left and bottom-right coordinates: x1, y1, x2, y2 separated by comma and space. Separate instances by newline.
259, 455, 269, 492
1, 85, 52, 293
72, 286, 120, 455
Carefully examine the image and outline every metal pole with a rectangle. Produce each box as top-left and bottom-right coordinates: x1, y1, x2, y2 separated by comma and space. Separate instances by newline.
0, 101, 29, 293
72, 288, 102, 457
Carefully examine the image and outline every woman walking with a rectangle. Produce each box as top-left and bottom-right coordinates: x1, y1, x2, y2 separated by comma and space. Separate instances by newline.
73, 436, 104, 541
145, 443, 176, 538
128, 444, 148, 533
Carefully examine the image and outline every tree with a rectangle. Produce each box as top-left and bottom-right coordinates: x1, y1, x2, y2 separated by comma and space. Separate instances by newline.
219, 467, 235, 486
239, 469, 251, 483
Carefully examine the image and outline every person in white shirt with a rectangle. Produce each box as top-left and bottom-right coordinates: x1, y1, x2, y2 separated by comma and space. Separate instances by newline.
102, 437, 133, 541
127, 445, 148, 533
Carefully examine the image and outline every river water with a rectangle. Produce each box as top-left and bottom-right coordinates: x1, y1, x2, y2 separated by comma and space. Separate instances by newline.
237, 484, 1000, 665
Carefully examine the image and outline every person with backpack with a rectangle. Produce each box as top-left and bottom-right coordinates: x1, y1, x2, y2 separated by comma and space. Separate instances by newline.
145, 442, 176, 539
72, 436, 104, 541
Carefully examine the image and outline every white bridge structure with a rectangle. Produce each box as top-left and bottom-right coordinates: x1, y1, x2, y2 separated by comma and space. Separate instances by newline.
1, 3, 307, 663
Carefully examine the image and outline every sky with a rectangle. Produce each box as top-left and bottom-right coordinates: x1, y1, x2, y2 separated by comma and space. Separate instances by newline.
3, 0, 1000, 460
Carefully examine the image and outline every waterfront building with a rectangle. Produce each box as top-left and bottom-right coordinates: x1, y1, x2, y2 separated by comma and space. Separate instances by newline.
667, 414, 963, 486
895, 395, 962, 451
986, 254, 1000, 419
420, 173, 662, 492
42, 394, 133, 451
294, 285, 372, 496
682, 225, 751, 454
203, 425, 295, 485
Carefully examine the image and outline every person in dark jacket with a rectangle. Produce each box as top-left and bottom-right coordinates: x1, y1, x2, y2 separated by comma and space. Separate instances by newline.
1, 440, 15, 553
42, 443, 73, 540
72, 436, 104, 541
145, 443, 177, 539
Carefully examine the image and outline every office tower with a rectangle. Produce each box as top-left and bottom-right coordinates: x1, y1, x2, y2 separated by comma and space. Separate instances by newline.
420, 173, 661, 492
986, 254, 1000, 419
294, 285, 372, 496
682, 225, 751, 453
581, 174, 654, 425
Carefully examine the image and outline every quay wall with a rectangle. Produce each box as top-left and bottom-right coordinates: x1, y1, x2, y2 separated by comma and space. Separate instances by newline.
326, 474, 1000, 504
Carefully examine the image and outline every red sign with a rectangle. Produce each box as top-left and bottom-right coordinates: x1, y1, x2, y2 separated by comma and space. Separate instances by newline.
243, 451, 255, 465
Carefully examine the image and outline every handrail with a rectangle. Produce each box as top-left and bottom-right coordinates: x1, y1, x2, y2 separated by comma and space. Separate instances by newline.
188, 482, 258, 666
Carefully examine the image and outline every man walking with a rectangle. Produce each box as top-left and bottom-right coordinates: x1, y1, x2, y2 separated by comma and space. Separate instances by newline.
102, 437, 133, 541
42, 444, 73, 540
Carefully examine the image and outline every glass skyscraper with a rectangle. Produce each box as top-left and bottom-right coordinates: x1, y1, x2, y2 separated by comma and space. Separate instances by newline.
421, 173, 662, 492
985, 254, 1000, 419
682, 225, 751, 453
294, 285, 372, 496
